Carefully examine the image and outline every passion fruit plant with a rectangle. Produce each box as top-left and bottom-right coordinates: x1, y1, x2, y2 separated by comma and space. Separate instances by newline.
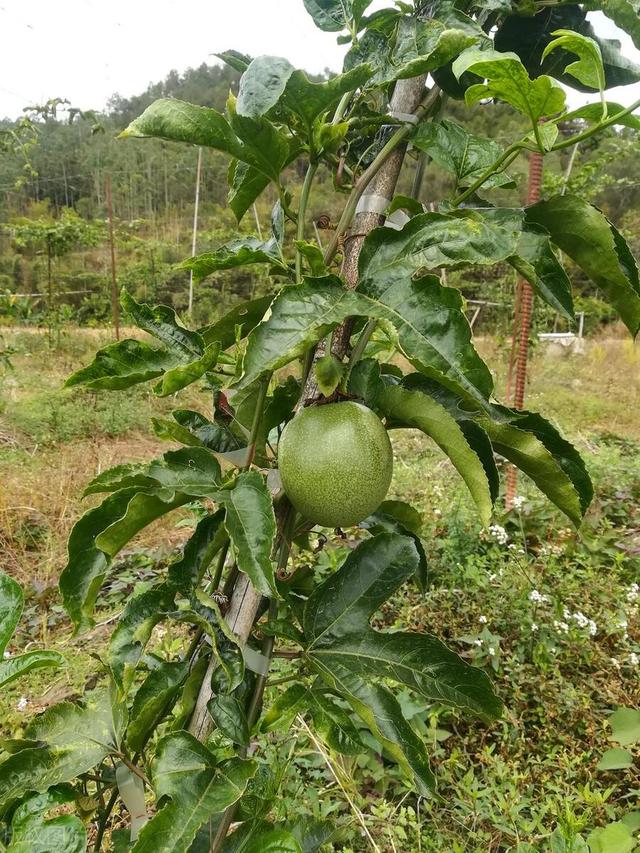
4, 1, 640, 850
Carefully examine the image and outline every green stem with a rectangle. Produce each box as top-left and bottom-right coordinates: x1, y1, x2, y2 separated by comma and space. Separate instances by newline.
214, 376, 270, 618
411, 152, 428, 200
452, 144, 522, 206
267, 673, 299, 688
295, 163, 318, 282
93, 787, 119, 852
242, 374, 270, 470
600, 89, 608, 122
323, 85, 442, 265
341, 318, 377, 393
277, 186, 297, 223
550, 97, 640, 151
300, 346, 316, 387
209, 539, 230, 591
532, 120, 544, 153
453, 98, 640, 208
245, 599, 279, 730
222, 564, 239, 599
348, 319, 377, 367
323, 125, 411, 264
332, 90, 353, 124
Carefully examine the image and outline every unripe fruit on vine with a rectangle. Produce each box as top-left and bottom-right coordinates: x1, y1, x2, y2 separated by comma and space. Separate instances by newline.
278, 401, 393, 528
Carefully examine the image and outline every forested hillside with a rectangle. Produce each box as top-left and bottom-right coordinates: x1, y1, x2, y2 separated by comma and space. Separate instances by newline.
2, 60, 640, 329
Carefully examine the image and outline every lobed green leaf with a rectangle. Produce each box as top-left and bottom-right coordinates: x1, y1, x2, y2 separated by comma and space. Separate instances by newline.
496, 4, 640, 89
155, 343, 220, 396
0, 692, 121, 808
127, 661, 189, 753
304, 534, 502, 720
181, 240, 288, 283
65, 338, 177, 391
239, 274, 495, 412
168, 510, 227, 593
542, 29, 605, 93
412, 119, 516, 190
526, 195, 640, 336
131, 733, 256, 853
380, 384, 494, 525
207, 694, 250, 746
121, 289, 204, 359
213, 471, 278, 597
5, 786, 86, 853
200, 295, 273, 350
0, 651, 64, 691
110, 582, 177, 691
453, 48, 566, 123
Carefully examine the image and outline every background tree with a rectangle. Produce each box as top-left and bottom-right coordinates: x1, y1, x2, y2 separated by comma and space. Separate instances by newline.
1, 3, 640, 849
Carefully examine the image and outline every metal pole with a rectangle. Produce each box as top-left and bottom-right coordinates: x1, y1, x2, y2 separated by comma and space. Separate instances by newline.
505, 149, 544, 509
105, 175, 120, 341
188, 146, 203, 318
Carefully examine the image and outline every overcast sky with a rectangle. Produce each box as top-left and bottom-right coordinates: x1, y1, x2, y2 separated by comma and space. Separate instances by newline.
1, 1, 639, 119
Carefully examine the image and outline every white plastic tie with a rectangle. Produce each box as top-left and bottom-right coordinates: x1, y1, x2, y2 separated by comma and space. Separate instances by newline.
356, 193, 390, 215
387, 110, 419, 125
116, 761, 148, 841
243, 645, 270, 676
386, 209, 411, 231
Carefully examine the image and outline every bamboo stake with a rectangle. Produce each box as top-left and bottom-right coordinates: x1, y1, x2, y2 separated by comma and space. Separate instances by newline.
105, 175, 120, 341
187, 146, 203, 318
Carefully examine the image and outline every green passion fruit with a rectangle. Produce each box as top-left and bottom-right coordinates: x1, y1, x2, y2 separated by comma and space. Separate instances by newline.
278, 401, 393, 528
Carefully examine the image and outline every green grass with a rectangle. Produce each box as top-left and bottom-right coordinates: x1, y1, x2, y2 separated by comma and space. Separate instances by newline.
0, 329, 638, 851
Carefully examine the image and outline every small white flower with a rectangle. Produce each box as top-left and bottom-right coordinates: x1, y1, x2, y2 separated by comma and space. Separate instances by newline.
611, 657, 621, 669
588, 620, 597, 637
434, 509, 442, 517
572, 611, 589, 628
550, 646, 557, 653
479, 615, 488, 624
629, 652, 639, 667
627, 583, 639, 603
488, 573, 497, 582
474, 639, 482, 647
531, 622, 539, 632
3, 650, 11, 659
488, 647, 496, 656
16, 696, 28, 712
529, 590, 549, 604
517, 548, 525, 555
553, 620, 570, 634
488, 524, 509, 545
512, 495, 525, 510
508, 543, 516, 550
618, 619, 628, 630
563, 607, 571, 620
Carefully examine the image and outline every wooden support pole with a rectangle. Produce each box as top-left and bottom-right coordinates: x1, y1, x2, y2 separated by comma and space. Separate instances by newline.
105, 175, 120, 341
188, 146, 203, 319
